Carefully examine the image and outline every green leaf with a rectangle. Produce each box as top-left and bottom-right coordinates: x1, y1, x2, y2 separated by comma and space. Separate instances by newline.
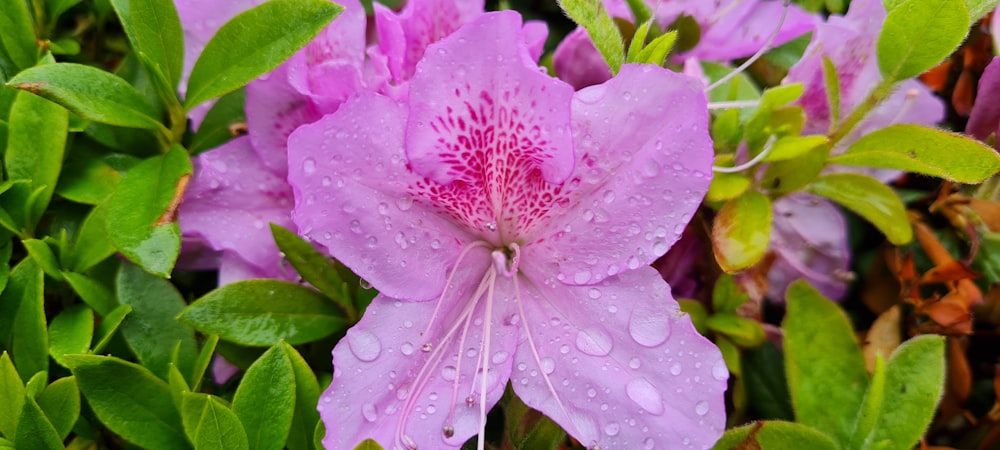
65, 355, 190, 450
283, 342, 320, 450
711, 421, 839, 450
182, 393, 250, 450
712, 274, 749, 313
764, 135, 829, 162
189, 334, 220, 391
63, 272, 117, 317
556, 0, 624, 74
36, 376, 80, 439
967, 0, 1000, 21
705, 171, 750, 202
188, 88, 246, 154
821, 56, 841, 130
117, 261, 198, 379
270, 224, 354, 318
8, 63, 164, 131
21, 238, 62, 280
179, 279, 348, 346
232, 344, 295, 450
5, 90, 68, 231
352, 440, 383, 450
634, 30, 677, 66
0, 0, 38, 71
48, 304, 94, 368
15, 396, 63, 450
830, 124, 1000, 183
56, 144, 123, 205
625, 20, 653, 64
743, 342, 794, 421
24, 371, 47, 398
808, 173, 912, 245
68, 202, 116, 272
849, 354, 887, 450
109, 0, 184, 90
705, 314, 765, 348
184, 0, 343, 110
0, 259, 47, 381
46, 0, 84, 22
92, 304, 131, 354
851, 335, 945, 450
105, 144, 191, 277
711, 190, 772, 272
0, 353, 25, 438
783, 281, 868, 448
877, 0, 969, 81
761, 145, 828, 194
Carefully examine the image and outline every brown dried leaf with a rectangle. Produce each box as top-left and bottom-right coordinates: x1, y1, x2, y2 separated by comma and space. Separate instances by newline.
864, 305, 903, 373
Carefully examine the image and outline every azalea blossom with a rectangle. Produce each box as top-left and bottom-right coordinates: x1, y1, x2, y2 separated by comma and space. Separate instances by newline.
288, 11, 726, 450
967, 56, 1000, 142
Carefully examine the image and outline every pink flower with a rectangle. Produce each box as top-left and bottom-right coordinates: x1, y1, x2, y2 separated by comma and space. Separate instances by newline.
967, 56, 1000, 141
288, 11, 726, 450
767, 194, 851, 302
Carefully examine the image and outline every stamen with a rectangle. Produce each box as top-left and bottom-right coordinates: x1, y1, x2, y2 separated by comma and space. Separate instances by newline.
708, 100, 760, 110
442, 425, 455, 438
490, 242, 521, 277
708, 0, 746, 24
888, 88, 921, 125
712, 134, 777, 173
401, 435, 418, 450
444, 269, 494, 431
476, 268, 499, 450
704, 0, 791, 93
420, 240, 492, 340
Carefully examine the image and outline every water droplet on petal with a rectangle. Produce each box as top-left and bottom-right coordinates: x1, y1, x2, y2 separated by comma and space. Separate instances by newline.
302, 158, 316, 174
588, 288, 602, 299
350, 220, 361, 233
441, 365, 457, 381
540, 357, 555, 374
628, 309, 671, 347
575, 327, 613, 356
629, 358, 641, 369
626, 378, 665, 415
574, 270, 591, 283
670, 363, 682, 375
644, 437, 655, 449
396, 195, 413, 211
401, 342, 414, 355
321, 176, 332, 186
347, 330, 381, 362
712, 360, 729, 380
604, 422, 620, 436
361, 403, 378, 422
695, 401, 710, 416
492, 351, 510, 364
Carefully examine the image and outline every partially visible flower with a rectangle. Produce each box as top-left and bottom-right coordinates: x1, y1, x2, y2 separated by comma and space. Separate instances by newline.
767, 194, 851, 302
289, 11, 726, 450
967, 56, 1000, 141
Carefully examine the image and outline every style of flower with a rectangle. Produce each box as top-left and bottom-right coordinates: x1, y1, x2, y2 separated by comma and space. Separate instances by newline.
288, 11, 727, 450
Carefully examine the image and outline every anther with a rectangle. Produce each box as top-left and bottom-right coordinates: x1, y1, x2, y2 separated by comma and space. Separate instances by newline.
402, 435, 418, 450
442, 425, 455, 438
485, 221, 497, 231
466, 395, 475, 407
421, 343, 433, 352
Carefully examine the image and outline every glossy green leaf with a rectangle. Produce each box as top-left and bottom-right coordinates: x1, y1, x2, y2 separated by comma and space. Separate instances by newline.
14, 396, 62, 450
271, 224, 354, 318
117, 261, 198, 379
711, 190, 772, 272
63, 272, 117, 317
5, 91, 67, 231
56, 144, 122, 205
783, 281, 868, 448
808, 173, 912, 245
179, 279, 348, 346
48, 304, 93, 368
65, 355, 189, 450
110, 0, 184, 90
92, 304, 131, 354
851, 335, 945, 450
831, 124, 1000, 183
0, 353, 25, 438
182, 393, 250, 450
0, 0, 38, 71
105, 144, 191, 277
711, 421, 838, 450
184, 0, 343, 110
284, 342, 320, 450
68, 202, 116, 272
232, 344, 295, 450
8, 63, 164, 131
635, 30, 677, 66
168, 364, 190, 414
877, 0, 969, 81
21, 238, 62, 280
0, 259, 47, 381
36, 376, 80, 439
189, 334, 219, 391
557, 0, 624, 73
188, 88, 246, 154
24, 372, 47, 399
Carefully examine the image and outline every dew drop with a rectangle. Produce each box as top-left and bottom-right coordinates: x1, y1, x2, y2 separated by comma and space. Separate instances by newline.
712, 360, 729, 380
626, 378, 665, 415
604, 422, 620, 436
350, 220, 361, 233
629, 358, 641, 369
670, 363, 682, 375
441, 365, 457, 381
400, 342, 414, 355
574, 270, 591, 283
628, 309, 671, 347
575, 327, 613, 356
560, 345, 570, 354
652, 240, 668, 255
492, 351, 510, 364
302, 158, 316, 174
347, 330, 381, 362
540, 357, 555, 374
696, 401, 709, 416
587, 388, 597, 398
396, 195, 414, 211
361, 403, 378, 422
644, 437, 655, 449
321, 176, 332, 186
588, 288, 602, 299
431, 239, 441, 249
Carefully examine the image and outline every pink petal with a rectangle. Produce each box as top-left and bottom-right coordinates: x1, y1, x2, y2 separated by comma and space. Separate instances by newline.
967, 56, 1000, 140
374, 0, 485, 83
176, 0, 269, 87
211, 353, 240, 384
245, 64, 322, 175
287, 93, 474, 301
525, 64, 713, 286
405, 11, 576, 186
286, 0, 367, 113
767, 194, 850, 302
687, 0, 818, 62
521, 20, 549, 63
179, 136, 294, 276
553, 28, 614, 90
510, 266, 727, 449
320, 263, 518, 449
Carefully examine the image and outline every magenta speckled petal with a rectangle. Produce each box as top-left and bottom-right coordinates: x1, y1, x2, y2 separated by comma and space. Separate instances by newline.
968, 57, 1000, 141
179, 136, 293, 277
319, 265, 518, 449
245, 64, 322, 175
511, 266, 727, 450
524, 64, 712, 286
287, 93, 473, 301
374, 0, 485, 83
405, 12, 575, 187
768, 194, 850, 302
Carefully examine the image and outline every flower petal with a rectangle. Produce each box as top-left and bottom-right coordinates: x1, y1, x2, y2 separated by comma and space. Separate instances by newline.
967, 56, 1000, 140
245, 64, 322, 175
287, 92, 473, 301
553, 28, 614, 90
320, 263, 518, 449
688, 0, 817, 62
510, 266, 727, 450
405, 11, 576, 186
179, 136, 293, 276
768, 193, 850, 302
525, 64, 713, 285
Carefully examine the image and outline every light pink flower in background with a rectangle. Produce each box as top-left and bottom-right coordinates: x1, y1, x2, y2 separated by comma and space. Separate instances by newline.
767, 194, 851, 302
289, 11, 726, 450
967, 56, 1000, 142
